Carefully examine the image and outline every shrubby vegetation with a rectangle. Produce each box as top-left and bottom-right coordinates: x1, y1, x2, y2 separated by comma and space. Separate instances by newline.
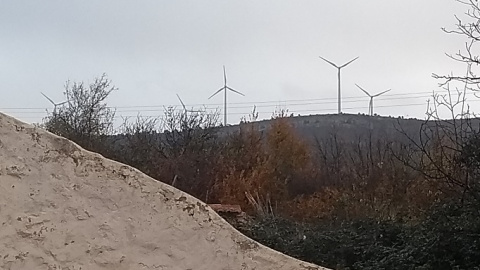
42, 1, 480, 268
43, 73, 116, 152
240, 199, 480, 269
43, 86, 480, 268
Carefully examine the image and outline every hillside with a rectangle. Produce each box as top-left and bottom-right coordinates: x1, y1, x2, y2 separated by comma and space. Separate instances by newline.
217, 113, 425, 143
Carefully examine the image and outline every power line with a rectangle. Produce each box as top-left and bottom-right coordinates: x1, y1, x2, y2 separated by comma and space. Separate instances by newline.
11, 101, 431, 120
4, 89, 478, 121
109, 90, 437, 109
0, 89, 470, 112
130, 89, 465, 108
0, 93, 437, 113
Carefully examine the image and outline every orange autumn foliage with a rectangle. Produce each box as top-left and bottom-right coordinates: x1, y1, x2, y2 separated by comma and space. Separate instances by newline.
214, 118, 316, 214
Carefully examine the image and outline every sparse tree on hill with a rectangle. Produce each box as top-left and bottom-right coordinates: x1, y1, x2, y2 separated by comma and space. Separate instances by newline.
43, 73, 116, 151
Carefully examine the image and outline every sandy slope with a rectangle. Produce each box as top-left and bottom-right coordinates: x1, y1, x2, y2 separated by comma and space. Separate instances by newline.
0, 113, 329, 270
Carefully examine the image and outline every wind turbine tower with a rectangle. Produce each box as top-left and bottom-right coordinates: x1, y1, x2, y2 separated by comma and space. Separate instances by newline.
40, 92, 67, 114
208, 66, 245, 126
319, 56, 359, 114
355, 84, 391, 116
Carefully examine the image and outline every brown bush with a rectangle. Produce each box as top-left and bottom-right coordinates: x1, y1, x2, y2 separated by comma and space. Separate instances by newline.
213, 117, 318, 215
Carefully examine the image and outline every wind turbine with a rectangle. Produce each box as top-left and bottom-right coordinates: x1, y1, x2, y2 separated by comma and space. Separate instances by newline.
40, 92, 67, 114
319, 56, 359, 114
208, 65, 245, 126
176, 94, 201, 115
355, 84, 391, 116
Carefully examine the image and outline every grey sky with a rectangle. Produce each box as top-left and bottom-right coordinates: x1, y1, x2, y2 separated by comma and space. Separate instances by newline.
0, 1, 474, 126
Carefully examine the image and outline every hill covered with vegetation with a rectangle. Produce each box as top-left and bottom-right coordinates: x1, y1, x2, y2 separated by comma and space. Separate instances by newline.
41, 83, 480, 268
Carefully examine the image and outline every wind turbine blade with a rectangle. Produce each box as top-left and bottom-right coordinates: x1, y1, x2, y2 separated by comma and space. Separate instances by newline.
355, 84, 372, 97
318, 56, 339, 68
176, 94, 187, 109
372, 89, 391, 97
227, 86, 245, 96
340, 56, 359, 68
40, 92, 56, 105
208, 88, 224, 99
223, 65, 227, 85
57, 101, 68, 106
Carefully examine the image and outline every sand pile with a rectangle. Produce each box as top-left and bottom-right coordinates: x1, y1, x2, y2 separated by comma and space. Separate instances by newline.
0, 113, 328, 270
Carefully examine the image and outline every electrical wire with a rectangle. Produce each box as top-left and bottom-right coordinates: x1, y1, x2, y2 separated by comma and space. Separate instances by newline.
0, 89, 447, 111
3, 89, 478, 121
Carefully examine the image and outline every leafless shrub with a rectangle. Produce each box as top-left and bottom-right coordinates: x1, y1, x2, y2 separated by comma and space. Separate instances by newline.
396, 0, 480, 202
112, 106, 221, 201
43, 73, 116, 151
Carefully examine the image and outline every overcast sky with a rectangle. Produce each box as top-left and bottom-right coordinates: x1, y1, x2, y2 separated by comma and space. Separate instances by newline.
0, 1, 475, 126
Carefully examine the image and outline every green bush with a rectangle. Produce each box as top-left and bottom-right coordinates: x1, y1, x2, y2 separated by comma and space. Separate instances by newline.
239, 200, 480, 270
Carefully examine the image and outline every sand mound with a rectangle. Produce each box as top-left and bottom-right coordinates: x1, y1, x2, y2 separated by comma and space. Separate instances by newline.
0, 113, 328, 270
